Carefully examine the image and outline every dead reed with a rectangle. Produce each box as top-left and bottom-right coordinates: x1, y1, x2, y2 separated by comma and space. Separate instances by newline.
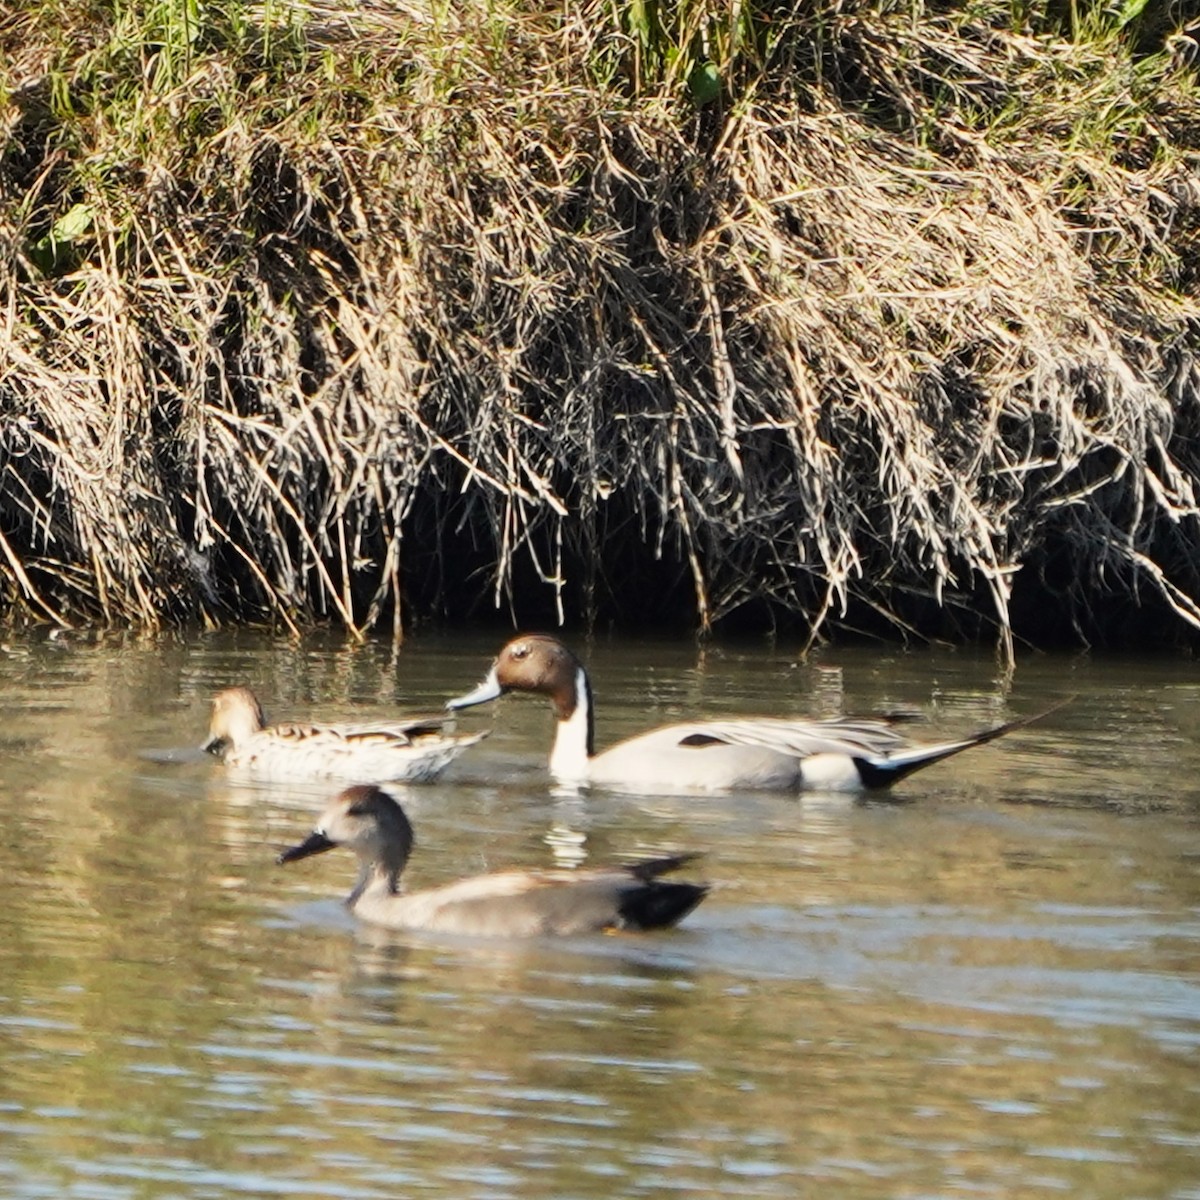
1, 0, 1198, 656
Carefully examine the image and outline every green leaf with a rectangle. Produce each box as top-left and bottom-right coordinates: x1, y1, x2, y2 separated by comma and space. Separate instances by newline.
688, 61, 721, 106
1118, 0, 1151, 26
28, 203, 94, 275
52, 203, 94, 244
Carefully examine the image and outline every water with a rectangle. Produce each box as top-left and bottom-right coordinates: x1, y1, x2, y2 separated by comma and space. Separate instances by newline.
0, 628, 1198, 1199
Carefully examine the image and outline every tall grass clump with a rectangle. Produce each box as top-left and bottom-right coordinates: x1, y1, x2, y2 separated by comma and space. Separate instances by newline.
1, 0, 1198, 655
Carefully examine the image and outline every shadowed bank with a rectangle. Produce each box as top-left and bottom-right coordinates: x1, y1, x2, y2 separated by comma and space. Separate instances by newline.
1, 0, 1197, 657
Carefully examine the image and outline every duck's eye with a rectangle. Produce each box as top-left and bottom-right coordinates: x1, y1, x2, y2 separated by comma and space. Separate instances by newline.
511, 642, 529, 660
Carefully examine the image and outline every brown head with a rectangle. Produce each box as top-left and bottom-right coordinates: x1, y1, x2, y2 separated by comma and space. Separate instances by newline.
204, 686, 267, 754
447, 635, 591, 726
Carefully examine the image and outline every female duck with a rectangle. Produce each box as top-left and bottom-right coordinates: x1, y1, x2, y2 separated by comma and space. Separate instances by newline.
278, 785, 707, 936
447, 635, 1047, 793
203, 686, 486, 783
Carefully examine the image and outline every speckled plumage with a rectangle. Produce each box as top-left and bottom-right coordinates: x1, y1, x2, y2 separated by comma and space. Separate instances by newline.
203, 686, 486, 783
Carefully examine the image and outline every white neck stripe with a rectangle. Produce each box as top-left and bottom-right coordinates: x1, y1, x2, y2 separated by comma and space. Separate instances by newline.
549, 666, 592, 781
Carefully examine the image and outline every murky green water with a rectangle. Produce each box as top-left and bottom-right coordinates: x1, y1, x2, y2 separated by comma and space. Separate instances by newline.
0, 629, 1197, 1198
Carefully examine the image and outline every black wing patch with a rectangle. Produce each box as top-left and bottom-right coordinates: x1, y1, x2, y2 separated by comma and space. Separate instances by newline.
678, 733, 726, 748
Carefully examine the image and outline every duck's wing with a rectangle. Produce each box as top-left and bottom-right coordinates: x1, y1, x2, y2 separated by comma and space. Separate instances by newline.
671, 705, 1067, 788
229, 720, 488, 782
268, 714, 482, 749
389, 858, 707, 936
661, 715, 910, 759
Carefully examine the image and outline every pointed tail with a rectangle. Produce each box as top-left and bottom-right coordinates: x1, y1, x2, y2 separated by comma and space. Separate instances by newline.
618, 853, 708, 929
853, 697, 1071, 790
620, 881, 710, 930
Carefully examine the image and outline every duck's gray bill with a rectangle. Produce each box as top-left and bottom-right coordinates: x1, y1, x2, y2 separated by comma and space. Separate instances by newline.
278, 830, 336, 865
445, 670, 502, 711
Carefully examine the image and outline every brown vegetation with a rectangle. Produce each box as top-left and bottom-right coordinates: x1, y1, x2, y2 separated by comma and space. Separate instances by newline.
1, 0, 1198, 656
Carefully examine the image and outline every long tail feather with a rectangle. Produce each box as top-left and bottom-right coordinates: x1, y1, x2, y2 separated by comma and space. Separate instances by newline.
627, 852, 705, 882
853, 697, 1071, 790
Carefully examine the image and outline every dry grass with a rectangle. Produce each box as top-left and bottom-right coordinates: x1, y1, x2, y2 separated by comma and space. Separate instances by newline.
1, 0, 1198, 656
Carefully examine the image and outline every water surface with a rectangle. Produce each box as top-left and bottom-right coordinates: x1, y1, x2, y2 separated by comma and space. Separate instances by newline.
0, 630, 1197, 1198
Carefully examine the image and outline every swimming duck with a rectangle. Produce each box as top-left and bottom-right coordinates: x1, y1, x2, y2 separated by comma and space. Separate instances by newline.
447, 635, 1052, 793
278, 785, 708, 935
203, 686, 486, 783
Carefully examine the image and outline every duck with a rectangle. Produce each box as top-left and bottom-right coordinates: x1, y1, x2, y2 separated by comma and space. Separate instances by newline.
447, 634, 1056, 793
277, 785, 708, 935
203, 686, 487, 783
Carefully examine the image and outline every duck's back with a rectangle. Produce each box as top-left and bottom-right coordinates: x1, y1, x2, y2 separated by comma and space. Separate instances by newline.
353, 867, 706, 936
587, 715, 909, 792
588, 726, 803, 792
225, 723, 484, 783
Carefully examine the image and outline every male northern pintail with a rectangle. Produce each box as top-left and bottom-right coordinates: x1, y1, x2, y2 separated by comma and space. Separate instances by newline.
278, 785, 707, 935
448, 635, 1056, 793
203, 686, 487, 783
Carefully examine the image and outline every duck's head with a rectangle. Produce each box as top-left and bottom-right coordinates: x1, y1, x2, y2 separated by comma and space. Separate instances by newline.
203, 686, 266, 754
446, 635, 585, 721
278, 785, 415, 881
